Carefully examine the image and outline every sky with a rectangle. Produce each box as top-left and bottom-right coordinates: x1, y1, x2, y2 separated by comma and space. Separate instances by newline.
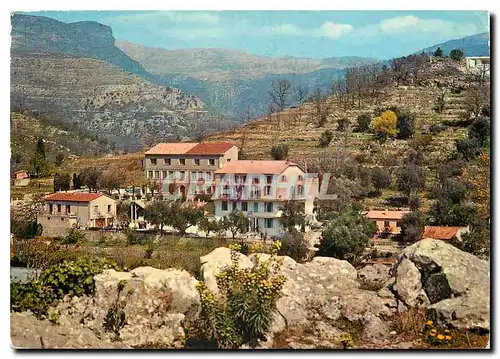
20, 10, 489, 59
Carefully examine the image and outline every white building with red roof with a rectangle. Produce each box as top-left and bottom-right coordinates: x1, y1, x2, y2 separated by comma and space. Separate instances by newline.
212, 160, 319, 237
37, 192, 117, 235
143, 142, 238, 199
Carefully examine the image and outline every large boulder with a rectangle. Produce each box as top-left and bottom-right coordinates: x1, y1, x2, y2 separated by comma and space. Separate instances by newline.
393, 239, 490, 330
357, 263, 391, 289
44, 266, 200, 348
200, 250, 395, 347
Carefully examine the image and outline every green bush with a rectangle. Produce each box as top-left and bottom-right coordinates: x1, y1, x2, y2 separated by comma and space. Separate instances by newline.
194, 243, 286, 348
58, 227, 86, 245
278, 232, 309, 262
11, 257, 120, 319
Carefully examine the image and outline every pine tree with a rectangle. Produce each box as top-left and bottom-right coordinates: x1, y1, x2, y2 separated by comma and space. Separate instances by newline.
31, 138, 47, 177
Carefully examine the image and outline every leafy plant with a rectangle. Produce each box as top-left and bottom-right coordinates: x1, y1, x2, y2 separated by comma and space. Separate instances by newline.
194, 242, 286, 348
11, 257, 120, 319
103, 280, 132, 340
270, 144, 290, 160
422, 320, 454, 346
278, 232, 309, 262
58, 226, 86, 245
318, 130, 334, 148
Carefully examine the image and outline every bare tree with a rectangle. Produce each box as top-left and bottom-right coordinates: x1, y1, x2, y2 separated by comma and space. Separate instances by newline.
269, 79, 292, 113
293, 85, 309, 125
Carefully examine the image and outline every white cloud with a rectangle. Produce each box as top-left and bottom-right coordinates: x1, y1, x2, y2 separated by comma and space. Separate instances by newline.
165, 11, 219, 25
380, 15, 420, 32
318, 22, 354, 39
379, 15, 479, 38
260, 21, 353, 39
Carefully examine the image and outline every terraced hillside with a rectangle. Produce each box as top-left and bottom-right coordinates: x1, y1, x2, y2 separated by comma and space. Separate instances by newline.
10, 112, 113, 172
207, 59, 480, 164
206, 57, 489, 210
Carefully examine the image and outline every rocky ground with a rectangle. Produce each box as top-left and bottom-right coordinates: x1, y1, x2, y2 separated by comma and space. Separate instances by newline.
11, 239, 490, 349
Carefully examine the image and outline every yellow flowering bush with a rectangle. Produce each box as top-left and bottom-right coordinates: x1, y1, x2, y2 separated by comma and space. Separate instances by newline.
195, 242, 286, 348
422, 320, 454, 346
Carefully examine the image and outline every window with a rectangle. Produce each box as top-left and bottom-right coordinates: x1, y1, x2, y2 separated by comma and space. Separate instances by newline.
252, 176, 260, 184
209, 158, 216, 166
384, 221, 390, 228
107, 205, 112, 213
94, 205, 99, 213
227, 159, 231, 162
241, 201, 248, 211
194, 159, 200, 166
168, 171, 174, 179
253, 202, 259, 212
298, 175, 304, 182
66, 205, 70, 214
154, 171, 160, 179
222, 201, 228, 211
49, 204, 53, 213
179, 159, 186, 165
61, 218, 64, 221
150, 158, 157, 165
232, 202, 237, 211
165, 158, 171, 166
265, 218, 273, 228
266, 175, 273, 184
265, 203, 273, 212
162, 170, 167, 179
148, 171, 153, 179
281, 175, 287, 182
264, 185, 272, 196
179, 171, 185, 180
57, 204, 61, 213
297, 185, 304, 196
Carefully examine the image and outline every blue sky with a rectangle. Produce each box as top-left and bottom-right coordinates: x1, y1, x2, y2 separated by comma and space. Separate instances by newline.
21, 11, 489, 59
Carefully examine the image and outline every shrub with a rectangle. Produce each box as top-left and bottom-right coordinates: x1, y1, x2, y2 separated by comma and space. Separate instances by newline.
429, 123, 447, 134
318, 130, 334, 148
468, 116, 490, 147
58, 226, 86, 245
396, 164, 426, 197
103, 280, 132, 340
278, 232, 309, 262
370, 110, 397, 140
317, 210, 376, 265
337, 117, 350, 132
11, 257, 120, 319
396, 111, 416, 139
455, 137, 481, 161
400, 211, 425, 242
270, 144, 290, 160
194, 242, 286, 348
371, 168, 392, 194
449, 49, 464, 61
354, 113, 371, 132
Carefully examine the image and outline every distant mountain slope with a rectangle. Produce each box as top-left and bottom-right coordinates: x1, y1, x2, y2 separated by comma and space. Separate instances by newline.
11, 14, 232, 150
159, 68, 345, 121
116, 40, 376, 81
11, 52, 230, 152
11, 14, 151, 79
418, 32, 490, 57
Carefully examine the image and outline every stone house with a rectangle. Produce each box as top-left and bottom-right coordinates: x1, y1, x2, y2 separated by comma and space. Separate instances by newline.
143, 142, 238, 199
365, 209, 411, 234
212, 160, 319, 237
37, 192, 117, 235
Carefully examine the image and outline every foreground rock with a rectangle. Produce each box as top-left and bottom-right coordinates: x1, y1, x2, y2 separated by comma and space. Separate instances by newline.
393, 239, 490, 330
201, 250, 395, 348
12, 267, 200, 349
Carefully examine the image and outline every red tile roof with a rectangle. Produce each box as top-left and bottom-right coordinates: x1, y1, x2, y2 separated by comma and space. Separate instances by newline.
144, 142, 236, 156
185, 142, 236, 155
365, 210, 410, 220
215, 160, 300, 174
145, 143, 197, 155
423, 226, 466, 240
45, 192, 103, 202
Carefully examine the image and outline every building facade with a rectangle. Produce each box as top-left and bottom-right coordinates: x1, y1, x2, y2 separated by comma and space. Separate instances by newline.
144, 142, 238, 198
37, 192, 117, 235
365, 209, 410, 234
212, 160, 319, 237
